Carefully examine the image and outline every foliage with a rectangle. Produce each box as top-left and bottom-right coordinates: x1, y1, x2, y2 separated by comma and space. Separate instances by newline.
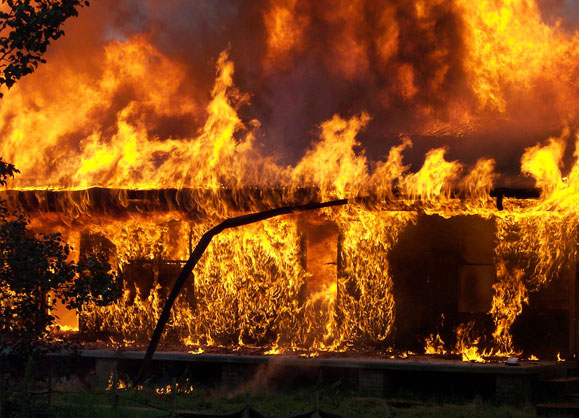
0, 157, 17, 184
0, 162, 121, 356
0, 0, 89, 96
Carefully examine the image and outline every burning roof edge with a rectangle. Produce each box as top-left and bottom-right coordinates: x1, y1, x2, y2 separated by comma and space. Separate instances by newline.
0, 187, 541, 217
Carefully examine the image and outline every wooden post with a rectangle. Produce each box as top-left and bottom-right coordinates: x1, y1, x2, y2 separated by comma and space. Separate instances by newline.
188, 224, 193, 256
336, 232, 343, 329
191, 272, 196, 311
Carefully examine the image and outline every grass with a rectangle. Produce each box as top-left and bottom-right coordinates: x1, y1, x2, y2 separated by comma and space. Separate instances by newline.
394, 404, 536, 418
28, 385, 542, 418
0, 371, 553, 418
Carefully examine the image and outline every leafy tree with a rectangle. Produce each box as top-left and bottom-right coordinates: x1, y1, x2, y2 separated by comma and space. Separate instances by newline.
0, 1, 113, 356
0, 3, 117, 415
0, 160, 113, 416
0, 157, 17, 185
0, 158, 121, 356
0, 0, 89, 95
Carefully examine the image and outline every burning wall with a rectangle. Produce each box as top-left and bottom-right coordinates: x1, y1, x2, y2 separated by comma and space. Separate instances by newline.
1, 0, 579, 360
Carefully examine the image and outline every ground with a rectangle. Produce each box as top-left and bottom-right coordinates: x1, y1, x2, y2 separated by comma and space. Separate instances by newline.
22, 384, 545, 418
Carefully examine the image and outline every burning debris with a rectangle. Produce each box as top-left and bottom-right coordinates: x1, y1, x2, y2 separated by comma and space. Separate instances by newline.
1, 0, 579, 363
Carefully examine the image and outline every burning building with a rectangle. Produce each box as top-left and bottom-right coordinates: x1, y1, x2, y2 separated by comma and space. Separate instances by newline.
1, 0, 579, 363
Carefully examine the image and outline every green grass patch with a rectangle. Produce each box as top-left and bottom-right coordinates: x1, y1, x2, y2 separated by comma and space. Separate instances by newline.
4, 379, 547, 418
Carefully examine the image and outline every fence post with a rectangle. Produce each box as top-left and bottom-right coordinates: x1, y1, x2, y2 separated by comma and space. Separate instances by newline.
314, 390, 319, 415
112, 370, 119, 410
170, 377, 178, 418
47, 370, 52, 408
381, 399, 393, 418
0, 366, 3, 418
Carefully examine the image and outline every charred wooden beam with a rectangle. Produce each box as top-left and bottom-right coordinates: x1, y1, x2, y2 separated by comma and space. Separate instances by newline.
489, 188, 542, 211
1, 187, 542, 215
0, 187, 323, 216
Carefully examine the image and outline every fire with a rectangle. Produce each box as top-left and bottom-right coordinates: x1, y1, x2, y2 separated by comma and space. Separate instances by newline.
264, 345, 282, 355
264, 0, 309, 69
154, 382, 194, 395
487, 132, 579, 355
424, 333, 446, 355
457, 0, 579, 114
105, 373, 127, 391
0, 38, 266, 192
1, 0, 579, 362
336, 210, 414, 348
490, 263, 528, 354
292, 112, 371, 200
399, 147, 462, 212
455, 322, 487, 363
56, 325, 79, 332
